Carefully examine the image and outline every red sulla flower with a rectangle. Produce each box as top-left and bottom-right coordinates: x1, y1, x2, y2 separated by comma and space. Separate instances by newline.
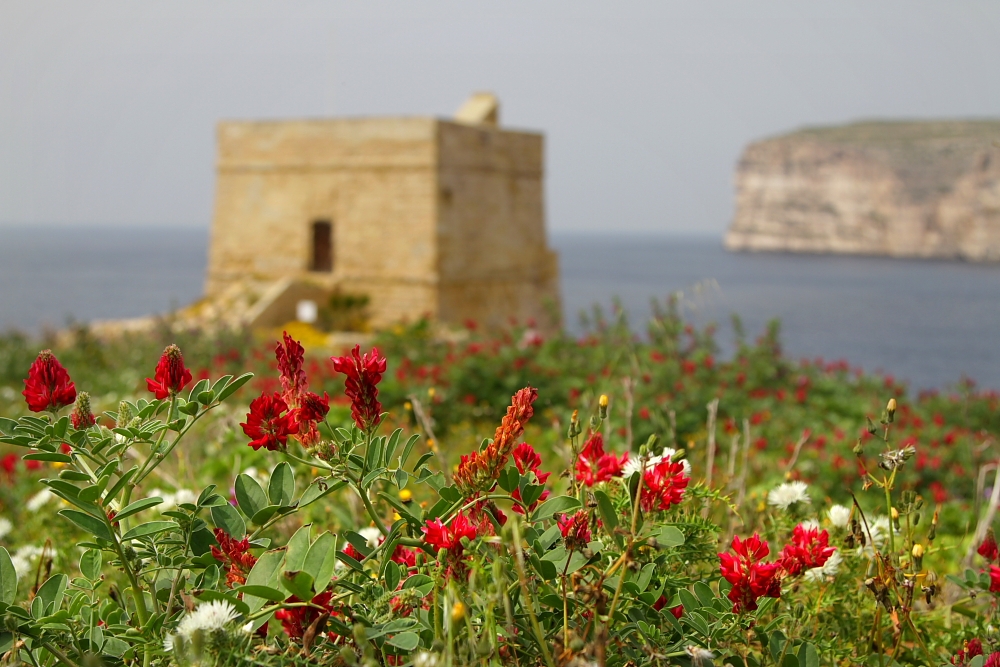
557, 511, 592, 551
422, 512, 478, 552
241, 392, 299, 451
510, 443, 551, 514
952, 639, 984, 665
779, 524, 836, 577
575, 433, 628, 487
275, 590, 338, 640
990, 564, 1000, 594
145, 344, 193, 400
275, 332, 308, 406
295, 391, 330, 446
211, 528, 257, 587
640, 459, 690, 512
70, 392, 95, 430
23, 350, 76, 413
331, 345, 386, 431
719, 533, 782, 613
979, 529, 999, 562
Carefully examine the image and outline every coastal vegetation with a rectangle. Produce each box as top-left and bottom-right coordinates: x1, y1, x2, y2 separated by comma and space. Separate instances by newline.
0, 301, 997, 666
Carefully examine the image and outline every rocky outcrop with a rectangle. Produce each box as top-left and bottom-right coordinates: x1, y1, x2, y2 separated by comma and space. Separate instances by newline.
724, 120, 1000, 260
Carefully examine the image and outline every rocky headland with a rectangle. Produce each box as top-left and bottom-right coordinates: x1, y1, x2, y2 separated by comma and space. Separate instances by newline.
724, 120, 1000, 260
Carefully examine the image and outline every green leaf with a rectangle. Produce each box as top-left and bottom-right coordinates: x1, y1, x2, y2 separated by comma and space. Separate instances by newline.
284, 525, 312, 572
280, 571, 315, 601
384, 561, 401, 592
594, 490, 618, 533
79, 550, 102, 581
386, 631, 420, 651
235, 585, 286, 602
187, 378, 210, 403
797, 643, 819, 667
384, 428, 403, 466
250, 505, 281, 525
0, 548, 16, 605
299, 478, 346, 508
303, 533, 339, 593
533, 495, 582, 522
268, 462, 295, 507
235, 474, 268, 518
121, 521, 175, 541
103, 467, 138, 505
36, 574, 68, 614
211, 503, 246, 538
24, 452, 72, 463
244, 551, 285, 613
218, 372, 254, 402
402, 574, 434, 596
655, 525, 685, 547
399, 433, 420, 467
59, 510, 113, 542
115, 497, 163, 522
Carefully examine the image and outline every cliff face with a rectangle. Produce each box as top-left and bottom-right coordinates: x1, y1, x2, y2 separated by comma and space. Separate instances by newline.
724, 121, 1000, 260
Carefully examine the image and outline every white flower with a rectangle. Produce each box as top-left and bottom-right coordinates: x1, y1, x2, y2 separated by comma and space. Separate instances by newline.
799, 519, 820, 531
686, 646, 716, 666
804, 548, 842, 581
0, 518, 12, 541
151, 488, 198, 513
621, 447, 692, 478
827, 504, 851, 529
166, 600, 240, 651
26, 489, 53, 512
413, 652, 441, 667
767, 482, 810, 511
858, 516, 898, 556
173, 489, 198, 507
359, 527, 382, 548
11, 545, 43, 579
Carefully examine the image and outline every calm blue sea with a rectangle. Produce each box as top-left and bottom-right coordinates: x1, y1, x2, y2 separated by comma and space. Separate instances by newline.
2, 226, 999, 392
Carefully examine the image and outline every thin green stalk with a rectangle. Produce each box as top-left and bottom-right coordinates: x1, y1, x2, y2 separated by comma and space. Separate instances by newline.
39, 640, 81, 667
510, 520, 555, 667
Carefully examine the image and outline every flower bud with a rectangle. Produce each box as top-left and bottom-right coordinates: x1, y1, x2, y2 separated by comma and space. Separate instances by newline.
866, 417, 877, 435
886, 398, 897, 422
911, 543, 924, 570
399, 489, 413, 503
71, 392, 95, 430
598, 394, 609, 419
853, 439, 864, 457
340, 646, 359, 665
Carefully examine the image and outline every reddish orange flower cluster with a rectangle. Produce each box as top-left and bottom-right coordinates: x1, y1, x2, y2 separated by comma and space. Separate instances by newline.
510, 443, 550, 514
778, 524, 836, 577
978, 530, 999, 562
331, 345, 387, 431
454, 387, 538, 496
146, 345, 192, 400
422, 512, 479, 579
343, 538, 416, 569
639, 459, 690, 512
275, 590, 339, 640
210, 528, 258, 587
23, 350, 76, 413
557, 511, 592, 551
719, 533, 782, 613
952, 639, 984, 666
70, 392, 95, 430
574, 434, 627, 487
241, 393, 298, 451
275, 332, 330, 446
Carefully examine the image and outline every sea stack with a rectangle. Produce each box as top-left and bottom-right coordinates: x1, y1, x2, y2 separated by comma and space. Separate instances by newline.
724, 120, 1000, 261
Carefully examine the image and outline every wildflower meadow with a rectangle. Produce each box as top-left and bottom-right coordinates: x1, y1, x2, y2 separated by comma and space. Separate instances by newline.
0, 302, 998, 666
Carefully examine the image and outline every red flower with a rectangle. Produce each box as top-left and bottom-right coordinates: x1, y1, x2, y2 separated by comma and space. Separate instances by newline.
979, 530, 999, 562
640, 459, 690, 512
952, 639, 984, 665
1, 454, 16, 476
275, 590, 337, 640
990, 565, 1000, 593
510, 443, 551, 514
23, 350, 76, 412
70, 392, 95, 430
331, 345, 386, 430
241, 392, 298, 451
719, 533, 782, 613
145, 344, 193, 400
779, 524, 836, 577
295, 391, 330, 446
574, 433, 627, 487
454, 388, 538, 496
422, 513, 478, 552
211, 528, 257, 587
557, 511, 592, 551
276, 332, 308, 406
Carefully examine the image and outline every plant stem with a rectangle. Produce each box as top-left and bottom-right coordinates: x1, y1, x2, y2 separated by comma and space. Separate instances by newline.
510, 520, 555, 667
39, 640, 80, 667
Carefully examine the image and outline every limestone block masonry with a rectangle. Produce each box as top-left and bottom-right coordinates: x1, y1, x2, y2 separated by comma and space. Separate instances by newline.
724, 120, 1000, 261
205, 97, 560, 332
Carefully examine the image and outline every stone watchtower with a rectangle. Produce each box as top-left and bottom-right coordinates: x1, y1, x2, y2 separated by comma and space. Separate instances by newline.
204, 93, 560, 331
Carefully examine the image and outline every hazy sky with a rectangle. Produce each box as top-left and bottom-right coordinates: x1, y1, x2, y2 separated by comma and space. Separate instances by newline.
3, 1, 1000, 234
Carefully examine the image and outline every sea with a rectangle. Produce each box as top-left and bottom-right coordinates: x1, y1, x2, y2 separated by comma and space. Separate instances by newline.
2, 226, 999, 393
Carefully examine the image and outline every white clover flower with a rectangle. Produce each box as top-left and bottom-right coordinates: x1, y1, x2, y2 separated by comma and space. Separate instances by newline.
359, 527, 382, 548
827, 504, 851, 529
165, 600, 240, 651
173, 489, 198, 507
413, 652, 441, 667
804, 548, 842, 581
0, 518, 13, 541
799, 519, 820, 531
767, 481, 810, 511
621, 447, 692, 478
26, 489, 53, 513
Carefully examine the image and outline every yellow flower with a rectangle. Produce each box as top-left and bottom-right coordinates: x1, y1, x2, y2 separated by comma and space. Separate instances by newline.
399, 489, 413, 503
451, 601, 467, 623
